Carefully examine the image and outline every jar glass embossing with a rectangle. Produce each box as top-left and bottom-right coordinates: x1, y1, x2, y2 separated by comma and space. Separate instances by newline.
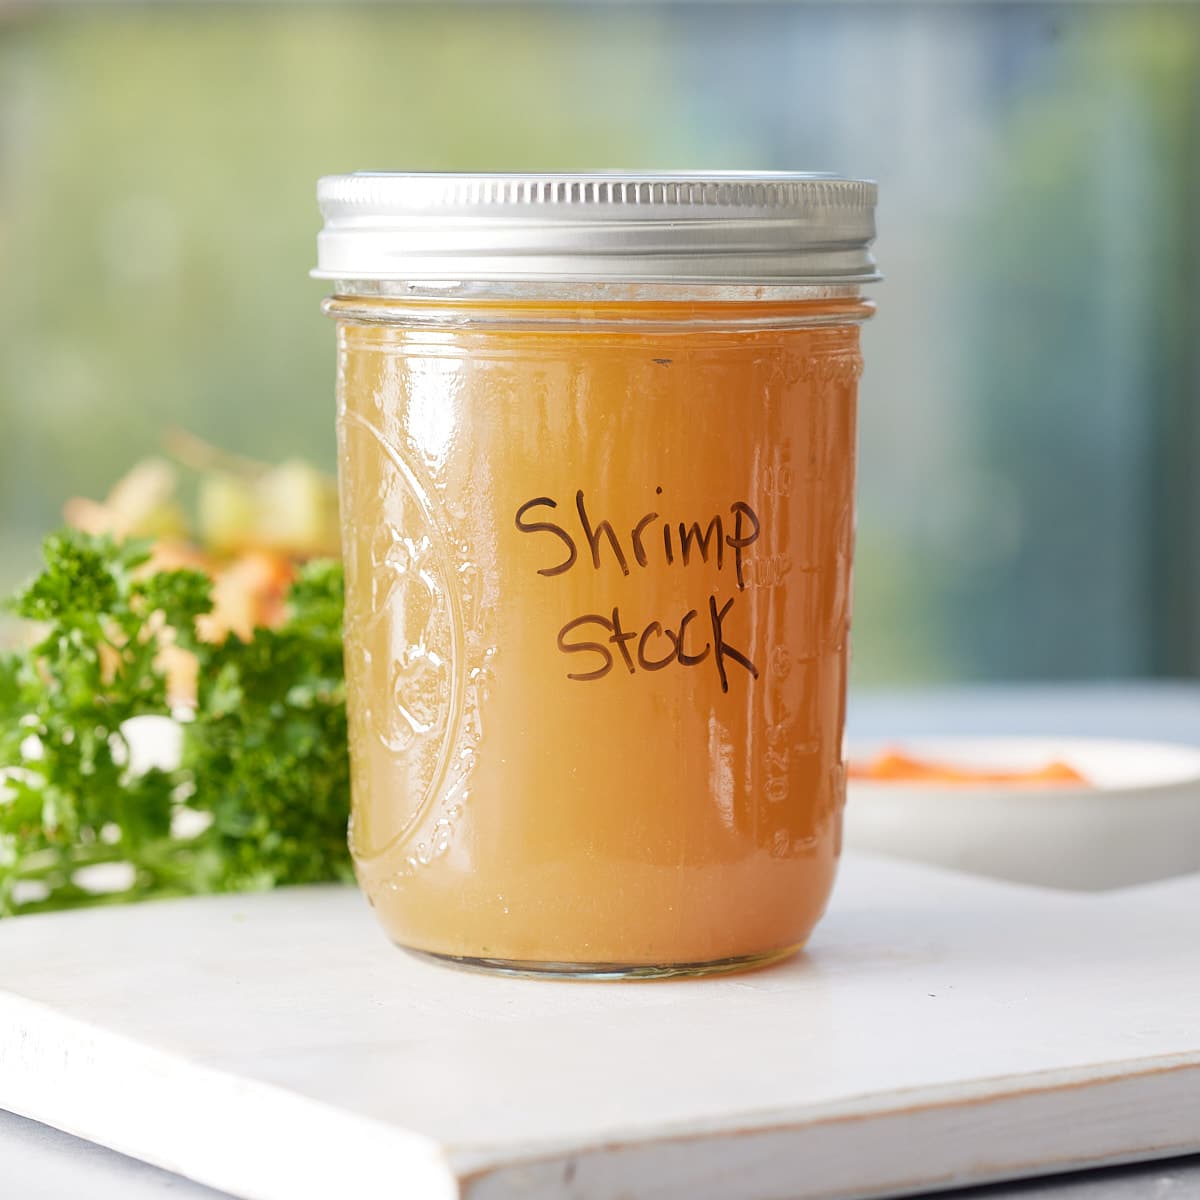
316, 172, 879, 978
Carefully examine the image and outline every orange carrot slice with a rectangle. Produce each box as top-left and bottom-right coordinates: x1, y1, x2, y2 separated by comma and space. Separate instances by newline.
848, 749, 1088, 787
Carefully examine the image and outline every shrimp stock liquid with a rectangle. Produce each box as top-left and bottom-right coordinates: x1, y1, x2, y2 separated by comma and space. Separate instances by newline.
329, 294, 870, 975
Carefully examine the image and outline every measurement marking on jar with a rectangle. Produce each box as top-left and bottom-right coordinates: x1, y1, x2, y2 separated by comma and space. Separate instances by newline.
761, 464, 793, 497
742, 553, 793, 589
765, 707, 791, 805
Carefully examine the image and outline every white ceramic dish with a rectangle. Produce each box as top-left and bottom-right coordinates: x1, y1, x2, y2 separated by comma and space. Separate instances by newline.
844, 736, 1200, 891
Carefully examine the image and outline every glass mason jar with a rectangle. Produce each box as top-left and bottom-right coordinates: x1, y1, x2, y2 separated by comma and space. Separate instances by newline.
316, 172, 879, 978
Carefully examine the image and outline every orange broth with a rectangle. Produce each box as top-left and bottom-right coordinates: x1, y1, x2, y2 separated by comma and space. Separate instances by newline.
332, 297, 867, 969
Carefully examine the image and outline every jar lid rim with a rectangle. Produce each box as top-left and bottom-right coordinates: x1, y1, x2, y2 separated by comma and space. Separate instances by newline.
315, 170, 880, 286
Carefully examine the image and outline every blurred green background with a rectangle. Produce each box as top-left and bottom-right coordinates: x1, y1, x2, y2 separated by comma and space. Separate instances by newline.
2, 2, 1198, 683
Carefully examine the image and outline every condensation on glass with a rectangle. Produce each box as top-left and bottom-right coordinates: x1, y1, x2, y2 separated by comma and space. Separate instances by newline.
316, 172, 880, 978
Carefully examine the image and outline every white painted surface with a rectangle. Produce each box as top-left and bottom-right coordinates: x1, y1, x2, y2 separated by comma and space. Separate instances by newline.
1, 1109, 228, 1200
3, 853, 1200, 1200
845, 737, 1200, 889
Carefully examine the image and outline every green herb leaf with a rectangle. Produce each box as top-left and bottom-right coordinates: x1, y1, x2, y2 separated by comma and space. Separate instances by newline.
0, 529, 351, 917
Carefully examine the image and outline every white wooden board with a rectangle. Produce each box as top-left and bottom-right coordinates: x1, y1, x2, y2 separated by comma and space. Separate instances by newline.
1, 854, 1199, 1200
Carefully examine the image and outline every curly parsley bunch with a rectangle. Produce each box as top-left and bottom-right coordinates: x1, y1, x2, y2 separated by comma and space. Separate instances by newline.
0, 532, 352, 916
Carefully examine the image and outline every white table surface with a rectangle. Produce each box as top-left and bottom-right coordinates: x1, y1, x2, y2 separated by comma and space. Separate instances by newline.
6, 682, 1200, 1200
6, 1105, 1200, 1200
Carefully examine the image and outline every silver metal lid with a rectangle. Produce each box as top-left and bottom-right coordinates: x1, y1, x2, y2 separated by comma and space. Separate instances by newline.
314, 171, 879, 286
